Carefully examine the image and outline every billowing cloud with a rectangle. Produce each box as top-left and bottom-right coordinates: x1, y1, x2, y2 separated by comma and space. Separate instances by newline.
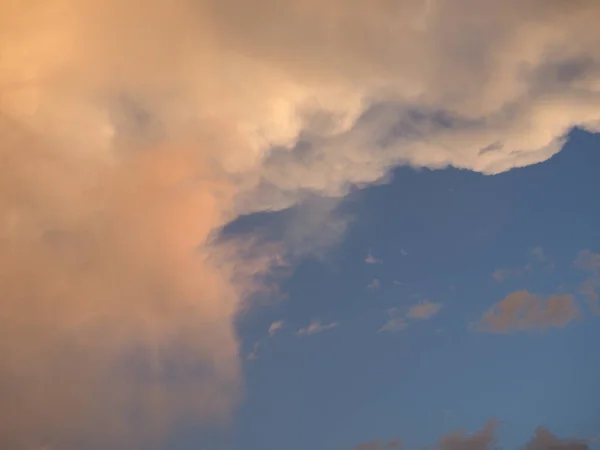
297, 319, 339, 336
406, 301, 443, 320
475, 290, 580, 333
352, 421, 590, 450
3, 0, 600, 446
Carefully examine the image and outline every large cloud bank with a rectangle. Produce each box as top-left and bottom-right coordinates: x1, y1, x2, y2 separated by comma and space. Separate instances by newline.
1, 0, 600, 447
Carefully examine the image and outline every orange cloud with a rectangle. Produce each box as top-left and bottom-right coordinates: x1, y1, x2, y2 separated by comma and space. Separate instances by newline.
0, 116, 281, 448
475, 290, 580, 333
351, 420, 589, 450
3, 0, 600, 447
406, 301, 443, 320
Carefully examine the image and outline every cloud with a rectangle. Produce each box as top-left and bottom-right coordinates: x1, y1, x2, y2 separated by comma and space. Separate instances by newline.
354, 439, 402, 450
297, 320, 339, 336
365, 249, 382, 264
268, 320, 285, 337
4, 0, 600, 446
406, 301, 443, 320
475, 290, 580, 333
0, 122, 281, 448
352, 420, 589, 450
436, 419, 498, 450
368, 278, 382, 290
530, 246, 546, 262
524, 427, 589, 450
380, 301, 441, 332
379, 308, 408, 333
247, 342, 261, 361
492, 268, 514, 282
575, 250, 600, 272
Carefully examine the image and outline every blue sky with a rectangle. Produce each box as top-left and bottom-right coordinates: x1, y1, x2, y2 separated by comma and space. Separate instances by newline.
220, 129, 600, 450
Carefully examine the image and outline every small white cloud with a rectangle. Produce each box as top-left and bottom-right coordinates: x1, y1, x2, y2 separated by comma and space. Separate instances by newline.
365, 249, 382, 264
406, 300, 443, 320
400, 248, 408, 256
367, 278, 381, 290
379, 308, 407, 333
268, 320, 284, 337
247, 342, 260, 361
297, 319, 339, 336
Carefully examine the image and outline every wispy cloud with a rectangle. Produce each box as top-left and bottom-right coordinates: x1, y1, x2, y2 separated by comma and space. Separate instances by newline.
492, 268, 515, 282
406, 300, 443, 320
365, 249, 382, 265
575, 250, 600, 271
297, 320, 339, 336
247, 342, 260, 361
368, 278, 381, 290
268, 320, 285, 337
379, 308, 408, 333
380, 300, 442, 333
530, 246, 546, 262
475, 290, 580, 333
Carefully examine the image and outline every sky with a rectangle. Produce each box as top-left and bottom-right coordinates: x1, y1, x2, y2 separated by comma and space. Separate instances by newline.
0, 1, 599, 449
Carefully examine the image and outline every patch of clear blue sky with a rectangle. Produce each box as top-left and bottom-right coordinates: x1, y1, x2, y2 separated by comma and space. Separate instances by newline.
169, 129, 600, 450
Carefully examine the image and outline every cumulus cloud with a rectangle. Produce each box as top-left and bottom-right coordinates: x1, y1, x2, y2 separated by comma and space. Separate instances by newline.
352, 421, 589, 450
4, 0, 600, 446
475, 290, 580, 333
406, 301, 443, 320
297, 320, 339, 336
